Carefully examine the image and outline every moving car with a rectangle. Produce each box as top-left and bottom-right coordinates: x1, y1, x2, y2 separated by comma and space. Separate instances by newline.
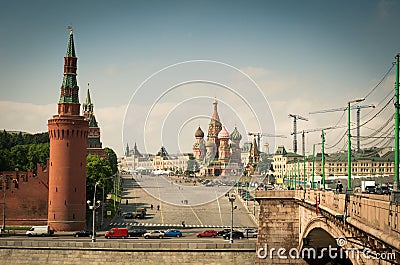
217, 228, 231, 236
26, 226, 54, 237
164, 229, 182, 237
222, 231, 244, 240
73, 230, 93, 237
143, 230, 164, 239
123, 212, 134, 219
105, 228, 128, 239
128, 227, 146, 237
196, 230, 217, 238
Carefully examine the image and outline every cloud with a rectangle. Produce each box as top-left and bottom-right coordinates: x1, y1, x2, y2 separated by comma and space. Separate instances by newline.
0, 101, 54, 133
95, 104, 127, 156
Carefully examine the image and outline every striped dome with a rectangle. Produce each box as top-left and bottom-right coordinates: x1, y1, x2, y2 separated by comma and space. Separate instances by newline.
230, 126, 242, 141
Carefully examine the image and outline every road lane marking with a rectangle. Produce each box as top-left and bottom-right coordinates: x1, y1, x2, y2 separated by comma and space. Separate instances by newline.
215, 191, 223, 226
155, 176, 165, 224
175, 184, 203, 226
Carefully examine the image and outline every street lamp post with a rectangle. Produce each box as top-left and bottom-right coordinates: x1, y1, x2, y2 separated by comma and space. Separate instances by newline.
1, 175, 5, 232
228, 193, 236, 244
1, 175, 12, 233
347, 98, 365, 190
87, 181, 101, 242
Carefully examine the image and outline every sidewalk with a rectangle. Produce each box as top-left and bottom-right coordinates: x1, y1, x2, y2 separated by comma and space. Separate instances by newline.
235, 190, 259, 226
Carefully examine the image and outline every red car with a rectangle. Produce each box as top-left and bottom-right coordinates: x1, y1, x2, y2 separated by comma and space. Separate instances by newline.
196, 230, 217, 238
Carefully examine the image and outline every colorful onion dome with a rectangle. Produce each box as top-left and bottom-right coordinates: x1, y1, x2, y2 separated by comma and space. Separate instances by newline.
230, 126, 242, 141
218, 126, 230, 139
194, 126, 204, 138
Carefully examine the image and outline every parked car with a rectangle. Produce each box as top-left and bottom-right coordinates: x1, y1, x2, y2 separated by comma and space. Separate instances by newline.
242, 228, 258, 238
105, 228, 128, 239
365, 186, 376, 194
128, 227, 146, 237
196, 230, 217, 238
123, 212, 134, 219
376, 186, 391, 195
164, 229, 182, 237
143, 230, 164, 239
73, 230, 93, 237
222, 231, 244, 240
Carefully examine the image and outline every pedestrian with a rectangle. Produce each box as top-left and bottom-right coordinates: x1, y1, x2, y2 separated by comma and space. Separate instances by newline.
157, 205, 160, 211
126, 199, 128, 205
150, 204, 153, 210
336, 181, 343, 193
182, 221, 185, 227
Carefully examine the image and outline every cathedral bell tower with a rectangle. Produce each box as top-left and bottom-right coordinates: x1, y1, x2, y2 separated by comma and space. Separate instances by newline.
47, 27, 89, 231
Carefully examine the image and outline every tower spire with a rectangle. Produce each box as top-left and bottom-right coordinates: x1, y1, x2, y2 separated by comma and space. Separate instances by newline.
58, 27, 79, 113
212, 97, 220, 122
66, 25, 76, 57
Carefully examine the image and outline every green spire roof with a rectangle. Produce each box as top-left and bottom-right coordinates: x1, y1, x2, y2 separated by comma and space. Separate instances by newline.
59, 28, 79, 104
66, 30, 76, 57
85, 86, 92, 105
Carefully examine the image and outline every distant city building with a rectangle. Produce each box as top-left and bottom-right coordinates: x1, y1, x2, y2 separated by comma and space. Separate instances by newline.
272, 145, 394, 184
272, 146, 303, 178
82, 86, 106, 159
122, 144, 190, 172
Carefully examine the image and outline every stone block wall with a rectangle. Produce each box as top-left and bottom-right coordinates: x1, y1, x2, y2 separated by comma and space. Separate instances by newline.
0, 241, 255, 265
255, 191, 306, 264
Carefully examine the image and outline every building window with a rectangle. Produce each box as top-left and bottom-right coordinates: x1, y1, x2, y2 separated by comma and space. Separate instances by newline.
56, 187, 58, 192
73, 214, 75, 220
54, 214, 55, 220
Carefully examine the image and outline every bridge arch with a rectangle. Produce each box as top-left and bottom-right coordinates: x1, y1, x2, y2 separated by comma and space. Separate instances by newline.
300, 217, 354, 264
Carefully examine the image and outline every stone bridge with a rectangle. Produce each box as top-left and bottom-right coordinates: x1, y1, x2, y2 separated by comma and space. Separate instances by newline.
255, 190, 400, 264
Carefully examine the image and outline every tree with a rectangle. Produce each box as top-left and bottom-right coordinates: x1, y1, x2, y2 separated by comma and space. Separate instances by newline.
0, 149, 11, 171
256, 153, 272, 175
104, 147, 118, 174
27, 143, 50, 172
10, 145, 29, 171
186, 156, 199, 175
86, 154, 113, 202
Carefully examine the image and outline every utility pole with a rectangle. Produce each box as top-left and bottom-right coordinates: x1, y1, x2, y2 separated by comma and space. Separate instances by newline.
395, 53, 400, 192
297, 160, 300, 188
312, 144, 315, 189
303, 153, 306, 189
347, 98, 365, 190
321, 131, 325, 190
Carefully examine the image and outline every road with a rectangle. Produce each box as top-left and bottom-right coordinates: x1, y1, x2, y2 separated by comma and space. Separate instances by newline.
110, 174, 257, 229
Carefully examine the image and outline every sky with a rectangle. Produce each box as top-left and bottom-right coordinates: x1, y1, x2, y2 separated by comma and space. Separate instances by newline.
0, 0, 399, 157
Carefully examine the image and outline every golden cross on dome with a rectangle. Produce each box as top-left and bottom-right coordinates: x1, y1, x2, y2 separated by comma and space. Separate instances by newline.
67, 25, 73, 34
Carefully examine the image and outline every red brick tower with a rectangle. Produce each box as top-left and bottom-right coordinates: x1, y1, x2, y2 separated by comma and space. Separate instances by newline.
47, 27, 89, 231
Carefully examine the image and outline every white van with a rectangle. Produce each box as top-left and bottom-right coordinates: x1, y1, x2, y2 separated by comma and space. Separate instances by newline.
26, 226, 53, 236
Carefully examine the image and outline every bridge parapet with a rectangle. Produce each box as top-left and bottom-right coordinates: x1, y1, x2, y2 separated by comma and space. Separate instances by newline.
256, 189, 400, 263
